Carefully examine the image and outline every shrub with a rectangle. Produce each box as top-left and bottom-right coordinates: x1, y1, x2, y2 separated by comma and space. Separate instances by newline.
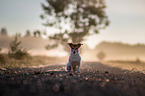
97, 51, 106, 61
0, 54, 6, 64
0, 48, 6, 64
135, 57, 141, 64
8, 35, 29, 59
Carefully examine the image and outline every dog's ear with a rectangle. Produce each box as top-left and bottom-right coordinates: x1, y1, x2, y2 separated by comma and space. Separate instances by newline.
77, 43, 83, 48
68, 43, 73, 47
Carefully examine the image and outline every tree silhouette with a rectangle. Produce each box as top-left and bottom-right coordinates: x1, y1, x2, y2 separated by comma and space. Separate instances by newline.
41, 0, 109, 52
0, 28, 7, 36
135, 57, 140, 64
8, 35, 28, 59
33, 30, 41, 37
25, 30, 31, 37
97, 51, 106, 61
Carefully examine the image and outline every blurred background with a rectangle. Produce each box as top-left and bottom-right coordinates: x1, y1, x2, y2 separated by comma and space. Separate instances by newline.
0, 0, 145, 69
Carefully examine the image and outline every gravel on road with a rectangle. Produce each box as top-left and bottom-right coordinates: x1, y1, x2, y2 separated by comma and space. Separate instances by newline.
0, 62, 145, 96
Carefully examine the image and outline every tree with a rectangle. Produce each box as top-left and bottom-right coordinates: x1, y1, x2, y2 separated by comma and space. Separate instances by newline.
33, 30, 41, 37
8, 35, 28, 59
41, 0, 109, 52
0, 28, 7, 36
97, 51, 106, 61
15, 33, 21, 37
25, 30, 31, 37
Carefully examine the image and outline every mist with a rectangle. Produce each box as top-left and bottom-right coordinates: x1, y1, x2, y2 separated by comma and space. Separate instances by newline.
1, 35, 145, 62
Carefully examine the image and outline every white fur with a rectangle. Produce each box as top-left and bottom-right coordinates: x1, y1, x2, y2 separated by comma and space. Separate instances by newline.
67, 51, 81, 72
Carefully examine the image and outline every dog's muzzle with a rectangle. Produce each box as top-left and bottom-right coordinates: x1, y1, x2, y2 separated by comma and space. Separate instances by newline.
73, 50, 76, 54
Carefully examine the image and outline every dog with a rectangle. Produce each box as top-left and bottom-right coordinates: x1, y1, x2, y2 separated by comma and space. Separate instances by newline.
67, 43, 83, 72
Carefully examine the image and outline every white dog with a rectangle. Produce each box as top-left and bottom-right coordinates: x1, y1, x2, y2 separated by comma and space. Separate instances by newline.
67, 43, 83, 72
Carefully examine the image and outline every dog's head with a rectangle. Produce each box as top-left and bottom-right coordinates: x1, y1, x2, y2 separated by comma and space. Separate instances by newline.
68, 43, 83, 54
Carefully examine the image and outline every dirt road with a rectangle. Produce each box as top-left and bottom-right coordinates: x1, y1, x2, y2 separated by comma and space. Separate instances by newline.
0, 62, 145, 96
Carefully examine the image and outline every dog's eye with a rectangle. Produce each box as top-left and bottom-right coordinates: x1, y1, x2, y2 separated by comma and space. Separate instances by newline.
72, 48, 74, 49
76, 48, 78, 50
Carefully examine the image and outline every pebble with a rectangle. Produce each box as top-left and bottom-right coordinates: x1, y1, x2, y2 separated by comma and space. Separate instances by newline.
0, 63, 145, 96
52, 83, 60, 92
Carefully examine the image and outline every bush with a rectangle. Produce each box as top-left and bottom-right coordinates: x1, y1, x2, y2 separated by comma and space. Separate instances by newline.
135, 57, 141, 64
97, 51, 106, 61
8, 35, 29, 59
0, 48, 6, 64
0, 54, 6, 64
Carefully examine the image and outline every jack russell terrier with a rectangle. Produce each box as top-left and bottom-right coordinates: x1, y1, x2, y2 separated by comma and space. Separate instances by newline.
67, 43, 83, 72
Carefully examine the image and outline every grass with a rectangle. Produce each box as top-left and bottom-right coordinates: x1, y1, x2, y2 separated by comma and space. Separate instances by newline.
104, 60, 145, 74
0, 54, 7, 64
0, 55, 67, 69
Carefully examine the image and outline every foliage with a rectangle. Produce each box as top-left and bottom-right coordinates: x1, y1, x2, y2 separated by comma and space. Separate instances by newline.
25, 30, 31, 37
0, 28, 7, 36
0, 54, 6, 65
8, 35, 29, 59
135, 57, 140, 63
33, 30, 41, 37
41, 0, 109, 52
0, 56, 66, 68
97, 51, 106, 61
0, 48, 6, 64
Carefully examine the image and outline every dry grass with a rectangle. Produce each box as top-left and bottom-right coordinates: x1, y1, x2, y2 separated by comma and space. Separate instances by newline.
0, 55, 67, 69
104, 60, 145, 74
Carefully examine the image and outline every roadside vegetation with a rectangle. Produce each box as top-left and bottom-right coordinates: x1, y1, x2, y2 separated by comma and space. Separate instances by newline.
0, 55, 66, 69
8, 35, 29, 59
105, 58, 145, 73
0, 36, 66, 69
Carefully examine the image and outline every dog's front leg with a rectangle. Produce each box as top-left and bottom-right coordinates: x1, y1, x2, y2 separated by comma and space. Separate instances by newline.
71, 66, 73, 72
67, 63, 70, 72
77, 63, 80, 72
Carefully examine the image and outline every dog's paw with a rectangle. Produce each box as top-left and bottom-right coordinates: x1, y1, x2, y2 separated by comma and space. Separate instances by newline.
77, 70, 80, 73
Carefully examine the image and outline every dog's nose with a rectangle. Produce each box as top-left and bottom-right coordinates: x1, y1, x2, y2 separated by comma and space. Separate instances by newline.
73, 51, 76, 54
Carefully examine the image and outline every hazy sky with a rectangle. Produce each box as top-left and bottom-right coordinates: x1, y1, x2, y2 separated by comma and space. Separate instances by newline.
0, 0, 145, 48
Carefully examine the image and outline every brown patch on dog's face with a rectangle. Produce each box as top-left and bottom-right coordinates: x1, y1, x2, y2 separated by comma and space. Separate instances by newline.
68, 43, 83, 54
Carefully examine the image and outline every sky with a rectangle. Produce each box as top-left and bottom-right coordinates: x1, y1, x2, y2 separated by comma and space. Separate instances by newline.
0, 0, 145, 48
